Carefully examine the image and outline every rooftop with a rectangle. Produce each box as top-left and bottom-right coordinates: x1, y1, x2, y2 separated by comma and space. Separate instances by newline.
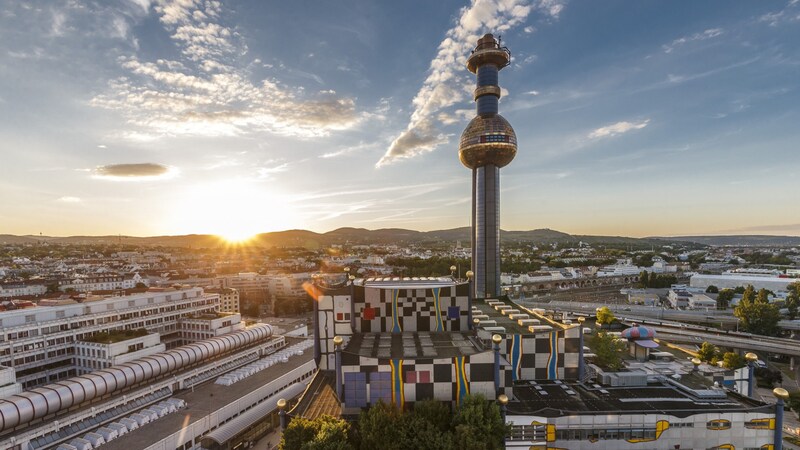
81, 328, 149, 344
507, 380, 770, 418
102, 337, 312, 450
342, 332, 484, 360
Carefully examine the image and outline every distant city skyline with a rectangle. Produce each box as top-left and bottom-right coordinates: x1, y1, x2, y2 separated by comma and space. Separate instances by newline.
1, 0, 799, 239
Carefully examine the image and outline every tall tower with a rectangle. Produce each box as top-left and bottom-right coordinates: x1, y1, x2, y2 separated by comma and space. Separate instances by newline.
459, 34, 517, 299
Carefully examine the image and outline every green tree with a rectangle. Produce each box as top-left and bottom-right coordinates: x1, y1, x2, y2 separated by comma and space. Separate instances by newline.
357, 401, 403, 450
741, 285, 756, 302
755, 288, 770, 304
591, 331, 626, 371
280, 415, 354, 450
716, 289, 734, 310
786, 282, 800, 320
722, 352, 746, 370
734, 287, 781, 336
705, 285, 719, 294
451, 394, 510, 450
595, 306, 616, 326
787, 294, 799, 320
639, 271, 650, 288
697, 342, 718, 363
397, 412, 454, 450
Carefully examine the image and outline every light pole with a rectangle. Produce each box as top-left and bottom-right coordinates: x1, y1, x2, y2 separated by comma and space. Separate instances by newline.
745, 352, 758, 398
577, 316, 586, 381
493, 334, 502, 394
774, 387, 789, 450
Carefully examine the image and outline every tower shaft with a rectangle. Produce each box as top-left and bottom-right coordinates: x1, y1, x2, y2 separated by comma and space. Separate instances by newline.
459, 33, 516, 299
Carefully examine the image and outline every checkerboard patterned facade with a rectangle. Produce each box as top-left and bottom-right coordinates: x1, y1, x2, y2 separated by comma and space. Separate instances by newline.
340, 351, 496, 411
313, 280, 582, 410
354, 284, 471, 333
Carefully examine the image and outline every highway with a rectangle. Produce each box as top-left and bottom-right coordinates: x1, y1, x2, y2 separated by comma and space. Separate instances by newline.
517, 299, 800, 358
517, 299, 800, 330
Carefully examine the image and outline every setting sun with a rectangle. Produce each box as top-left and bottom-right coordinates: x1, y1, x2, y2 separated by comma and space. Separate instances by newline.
163, 179, 297, 239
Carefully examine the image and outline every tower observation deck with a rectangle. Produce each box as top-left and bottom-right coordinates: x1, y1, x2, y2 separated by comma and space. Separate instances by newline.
458, 34, 517, 299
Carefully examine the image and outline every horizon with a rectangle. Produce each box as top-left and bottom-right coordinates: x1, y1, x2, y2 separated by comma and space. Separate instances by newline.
3, 225, 799, 240
1, 1, 799, 239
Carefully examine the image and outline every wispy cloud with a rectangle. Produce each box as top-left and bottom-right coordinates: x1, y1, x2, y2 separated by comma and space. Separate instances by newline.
376, 0, 564, 167
57, 196, 82, 203
91, 0, 361, 139
662, 28, 724, 53
588, 119, 650, 139
759, 0, 800, 26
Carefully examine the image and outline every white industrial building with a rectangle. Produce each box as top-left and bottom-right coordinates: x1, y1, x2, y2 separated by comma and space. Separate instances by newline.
690, 273, 797, 292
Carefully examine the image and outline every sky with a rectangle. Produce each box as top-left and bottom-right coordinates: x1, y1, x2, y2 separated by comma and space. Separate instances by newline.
1, 0, 799, 240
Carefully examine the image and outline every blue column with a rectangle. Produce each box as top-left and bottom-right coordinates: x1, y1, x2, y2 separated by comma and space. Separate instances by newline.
748, 361, 755, 398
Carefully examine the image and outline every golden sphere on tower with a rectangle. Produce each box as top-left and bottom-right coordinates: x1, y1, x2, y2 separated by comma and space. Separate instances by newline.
492, 334, 502, 344
333, 336, 344, 347
773, 387, 790, 400
458, 115, 517, 169
745, 352, 758, 362
466, 270, 474, 279
497, 394, 509, 405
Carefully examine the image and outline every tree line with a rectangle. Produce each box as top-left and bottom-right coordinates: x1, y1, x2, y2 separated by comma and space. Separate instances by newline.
280, 395, 509, 450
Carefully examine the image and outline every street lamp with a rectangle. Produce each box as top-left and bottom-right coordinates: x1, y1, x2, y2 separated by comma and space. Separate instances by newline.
745, 352, 758, 398
774, 387, 789, 450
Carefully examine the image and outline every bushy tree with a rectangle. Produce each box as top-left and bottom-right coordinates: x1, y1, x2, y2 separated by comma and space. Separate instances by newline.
722, 352, 746, 370
716, 289, 734, 310
357, 401, 403, 450
595, 306, 616, 326
786, 282, 800, 320
639, 271, 650, 288
697, 342, 718, 363
734, 286, 781, 336
591, 331, 626, 371
281, 415, 353, 450
705, 285, 719, 294
451, 394, 510, 450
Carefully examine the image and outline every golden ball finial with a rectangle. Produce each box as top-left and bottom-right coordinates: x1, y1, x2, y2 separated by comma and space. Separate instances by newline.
333, 336, 344, 347
450, 265, 457, 272
577, 316, 585, 324
466, 270, 474, 279
473, 318, 481, 324
745, 352, 758, 362
497, 394, 509, 405
773, 387, 790, 400
348, 275, 356, 281
492, 334, 502, 345
344, 267, 350, 273
277, 398, 287, 410
691, 358, 701, 366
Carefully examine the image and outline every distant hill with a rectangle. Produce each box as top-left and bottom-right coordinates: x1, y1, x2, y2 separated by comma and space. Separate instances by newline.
656, 235, 800, 247
0, 228, 693, 249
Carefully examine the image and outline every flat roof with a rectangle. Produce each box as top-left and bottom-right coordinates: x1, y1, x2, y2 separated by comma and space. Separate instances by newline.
360, 277, 462, 289
102, 337, 313, 450
508, 381, 770, 418
472, 298, 566, 335
343, 332, 484, 360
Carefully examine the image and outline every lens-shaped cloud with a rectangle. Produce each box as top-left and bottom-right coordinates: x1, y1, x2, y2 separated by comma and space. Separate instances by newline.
93, 163, 176, 181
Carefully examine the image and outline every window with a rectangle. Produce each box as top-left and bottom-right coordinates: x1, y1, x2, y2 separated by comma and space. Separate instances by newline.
362, 307, 375, 320
447, 306, 460, 319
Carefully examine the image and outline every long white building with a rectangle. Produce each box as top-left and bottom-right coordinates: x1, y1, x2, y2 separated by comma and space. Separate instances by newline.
0, 287, 222, 389
690, 273, 797, 292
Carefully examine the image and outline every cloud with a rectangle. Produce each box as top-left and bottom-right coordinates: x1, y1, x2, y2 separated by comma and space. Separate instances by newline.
91, 0, 361, 139
377, 0, 564, 167
58, 196, 82, 203
92, 163, 176, 180
588, 119, 650, 139
662, 28, 723, 53
759, 0, 800, 26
